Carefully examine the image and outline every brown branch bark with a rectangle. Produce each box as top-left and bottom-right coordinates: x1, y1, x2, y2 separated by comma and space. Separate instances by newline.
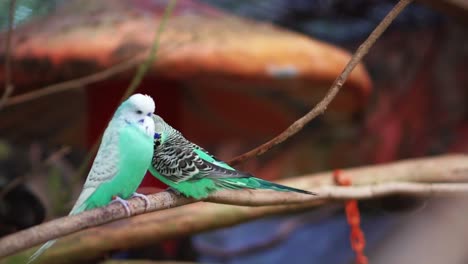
228, 0, 414, 166
0, 0, 16, 110
1, 154, 467, 262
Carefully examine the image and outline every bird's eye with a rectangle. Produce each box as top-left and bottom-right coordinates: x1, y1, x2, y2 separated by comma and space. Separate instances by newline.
136, 110, 143, 114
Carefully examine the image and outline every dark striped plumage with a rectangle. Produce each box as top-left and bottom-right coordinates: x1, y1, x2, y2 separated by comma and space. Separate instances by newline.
149, 114, 315, 199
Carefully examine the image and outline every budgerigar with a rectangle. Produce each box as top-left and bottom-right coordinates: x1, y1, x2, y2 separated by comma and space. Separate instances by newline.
149, 114, 315, 199
29, 94, 156, 263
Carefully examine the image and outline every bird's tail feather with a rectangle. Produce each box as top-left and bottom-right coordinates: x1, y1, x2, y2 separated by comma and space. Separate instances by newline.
254, 178, 315, 195
69, 201, 87, 216
220, 177, 315, 195
27, 240, 56, 264
28, 202, 86, 263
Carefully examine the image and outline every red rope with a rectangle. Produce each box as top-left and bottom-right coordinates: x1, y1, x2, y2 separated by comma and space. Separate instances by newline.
333, 170, 368, 264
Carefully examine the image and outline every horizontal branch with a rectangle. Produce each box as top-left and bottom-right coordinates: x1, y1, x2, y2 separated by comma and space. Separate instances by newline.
1, 154, 467, 262
208, 182, 468, 205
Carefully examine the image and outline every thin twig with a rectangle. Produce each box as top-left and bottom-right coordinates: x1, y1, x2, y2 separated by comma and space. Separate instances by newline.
0, 146, 71, 201
3, 2, 186, 109
120, 0, 177, 101
3, 56, 142, 108
0, 176, 22, 201
44, 146, 71, 164
1, 154, 467, 259
0, 0, 16, 110
228, 0, 414, 166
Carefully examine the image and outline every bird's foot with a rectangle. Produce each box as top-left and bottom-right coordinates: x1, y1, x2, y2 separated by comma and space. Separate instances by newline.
165, 187, 181, 196
111, 196, 131, 217
131, 192, 151, 212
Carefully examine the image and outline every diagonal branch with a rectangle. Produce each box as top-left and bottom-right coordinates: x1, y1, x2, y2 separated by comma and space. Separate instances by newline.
2, 0, 178, 109
1, 154, 467, 260
3, 56, 142, 108
228, 0, 414, 166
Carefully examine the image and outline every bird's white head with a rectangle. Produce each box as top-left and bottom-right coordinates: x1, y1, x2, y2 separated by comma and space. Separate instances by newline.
120, 93, 156, 137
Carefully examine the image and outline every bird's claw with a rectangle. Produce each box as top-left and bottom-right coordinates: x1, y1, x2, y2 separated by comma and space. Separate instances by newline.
132, 192, 151, 212
111, 196, 131, 217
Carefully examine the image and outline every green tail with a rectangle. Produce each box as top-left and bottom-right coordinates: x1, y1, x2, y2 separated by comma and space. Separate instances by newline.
28, 203, 86, 263
218, 177, 315, 195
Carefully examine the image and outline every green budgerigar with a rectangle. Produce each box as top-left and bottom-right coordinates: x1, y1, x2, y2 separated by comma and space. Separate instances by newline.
29, 94, 156, 263
149, 114, 315, 199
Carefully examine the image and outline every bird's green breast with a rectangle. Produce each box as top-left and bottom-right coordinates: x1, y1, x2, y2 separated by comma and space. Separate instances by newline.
87, 124, 153, 208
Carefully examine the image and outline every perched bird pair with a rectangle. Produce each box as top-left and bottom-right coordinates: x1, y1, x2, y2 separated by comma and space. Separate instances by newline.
29, 93, 314, 262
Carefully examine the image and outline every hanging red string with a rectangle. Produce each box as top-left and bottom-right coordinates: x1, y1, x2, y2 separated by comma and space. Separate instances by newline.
333, 169, 368, 264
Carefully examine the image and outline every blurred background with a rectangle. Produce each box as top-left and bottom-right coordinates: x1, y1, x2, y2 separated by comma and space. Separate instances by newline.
0, 0, 467, 263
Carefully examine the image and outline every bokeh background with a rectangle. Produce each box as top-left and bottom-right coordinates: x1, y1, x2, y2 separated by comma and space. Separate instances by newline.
0, 0, 467, 263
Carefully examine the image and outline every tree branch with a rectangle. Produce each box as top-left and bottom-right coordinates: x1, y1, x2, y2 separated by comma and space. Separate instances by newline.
0, 0, 16, 110
228, 0, 414, 166
3, 0, 177, 109
207, 182, 468, 206
1, 154, 467, 260
3, 56, 142, 108
119, 0, 177, 101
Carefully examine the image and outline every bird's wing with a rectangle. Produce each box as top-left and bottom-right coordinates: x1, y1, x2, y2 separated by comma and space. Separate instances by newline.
153, 145, 249, 184
192, 146, 237, 170
70, 126, 120, 213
